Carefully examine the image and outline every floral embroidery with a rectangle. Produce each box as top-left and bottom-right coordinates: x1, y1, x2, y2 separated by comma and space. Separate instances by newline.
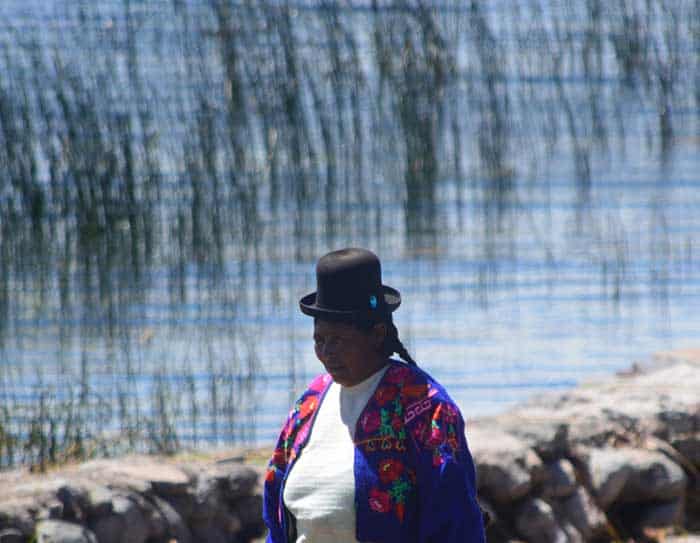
264, 375, 327, 498
360, 410, 381, 434
298, 395, 318, 419
267, 361, 469, 536
385, 365, 412, 385
375, 384, 399, 406
369, 488, 391, 513
378, 458, 404, 484
370, 458, 415, 521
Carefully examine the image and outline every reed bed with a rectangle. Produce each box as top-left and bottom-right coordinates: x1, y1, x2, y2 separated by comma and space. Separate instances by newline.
0, 0, 698, 468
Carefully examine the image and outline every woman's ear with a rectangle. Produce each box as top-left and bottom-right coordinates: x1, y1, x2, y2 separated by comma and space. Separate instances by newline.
371, 322, 387, 351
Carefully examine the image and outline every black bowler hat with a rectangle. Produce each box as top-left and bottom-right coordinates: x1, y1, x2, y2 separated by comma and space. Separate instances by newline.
299, 248, 401, 321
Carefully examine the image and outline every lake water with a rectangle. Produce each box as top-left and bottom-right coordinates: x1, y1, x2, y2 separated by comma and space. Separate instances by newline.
0, 0, 698, 465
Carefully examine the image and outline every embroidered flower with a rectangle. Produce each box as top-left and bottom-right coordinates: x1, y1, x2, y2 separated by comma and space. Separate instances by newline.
395, 502, 406, 521
385, 366, 412, 385
402, 383, 430, 401
272, 448, 286, 466
369, 488, 392, 513
426, 425, 444, 448
360, 410, 381, 434
447, 433, 459, 451
378, 458, 404, 484
293, 423, 310, 448
391, 414, 403, 432
375, 385, 399, 406
411, 419, 428, 442
298, 396, 317, 419
442, 403, 459, 424
265, 467, 277, 482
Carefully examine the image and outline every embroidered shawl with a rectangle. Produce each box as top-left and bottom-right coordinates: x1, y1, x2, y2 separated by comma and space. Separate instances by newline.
263, 360, 486, 543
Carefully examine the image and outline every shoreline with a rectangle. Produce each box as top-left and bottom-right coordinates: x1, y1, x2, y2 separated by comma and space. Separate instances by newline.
0, 348, 698, 542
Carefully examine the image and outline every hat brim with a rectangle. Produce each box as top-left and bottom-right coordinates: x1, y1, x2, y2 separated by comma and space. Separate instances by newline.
299, 285, 401, 321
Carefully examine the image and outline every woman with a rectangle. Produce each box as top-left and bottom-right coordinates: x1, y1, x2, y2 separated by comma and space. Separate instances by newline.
263, 248, 486, 542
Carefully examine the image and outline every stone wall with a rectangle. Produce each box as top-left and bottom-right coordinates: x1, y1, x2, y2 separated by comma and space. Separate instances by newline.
470, 349, 700, 542
0, 456, 265, 542
0, 349, 698, 543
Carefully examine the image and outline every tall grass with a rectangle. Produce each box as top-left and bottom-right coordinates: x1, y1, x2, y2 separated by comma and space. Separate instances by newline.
0, 0, 698, 467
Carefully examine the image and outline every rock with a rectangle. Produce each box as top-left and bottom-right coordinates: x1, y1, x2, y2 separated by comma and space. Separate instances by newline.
469, 426, 543, 503
108, 461, 190, 497
113, 496, 149, 543
555, 487, 608, 540
559, 522, 584, 543
160, 493, 195, 522
147, 495, 192, 543
56, 485, 88, 521
673, 436, 700, 468
587, 448, 633, 508
233, 494, 265, 540
35, 520, 98, 543
514, 499, 567, 543
77, 461, 151, 495
621, 450, 686, 502
85, 485, 114, 518
611, 498, 684, 539
0, 498, 37, 536
637, 498, 684, 528
190, 521, 228, 543
90, 496, 149, 543
491, 413, 573, 460
214, 509, 241, 535
191, 475, 222, 522
89, 515, 122, 543
588, 447, 686, 507
0, 528, 24, 543
37, 501, 63, 520
542, 459, 578, 499
220, 464, 260, 500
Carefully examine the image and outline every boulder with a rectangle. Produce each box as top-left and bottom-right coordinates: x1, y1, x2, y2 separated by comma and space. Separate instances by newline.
672, 436, 700, 468
0, 529, 24, 543
56, 485, 88, 521
469, 426, 543, 503
610, 498, 684, 539
588, 447, 686, 507
0, 498, 37, 536
85, 485, 115, 518
514, 498, 567, 543
107, 461, 190, 497
219, 463, 260, 500
147, 494, 192, 543
554, 487, 608, 540
90, 496, 149, 543
35, 520, 97, 543
233, 494, 265, 540
541, 459, 578, 499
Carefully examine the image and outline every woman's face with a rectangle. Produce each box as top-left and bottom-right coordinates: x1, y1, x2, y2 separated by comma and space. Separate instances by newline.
313, 319, 387, 387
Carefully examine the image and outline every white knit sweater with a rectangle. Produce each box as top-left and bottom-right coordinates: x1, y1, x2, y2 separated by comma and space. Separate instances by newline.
283, 366, 388, 542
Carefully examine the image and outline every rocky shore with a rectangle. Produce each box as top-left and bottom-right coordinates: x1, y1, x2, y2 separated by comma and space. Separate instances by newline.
0, 454, 266, 543
0, 349, 698, 542
471, 349, 700, 542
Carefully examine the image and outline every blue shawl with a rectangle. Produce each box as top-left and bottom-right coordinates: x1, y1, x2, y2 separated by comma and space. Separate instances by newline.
263, 359, 486, 542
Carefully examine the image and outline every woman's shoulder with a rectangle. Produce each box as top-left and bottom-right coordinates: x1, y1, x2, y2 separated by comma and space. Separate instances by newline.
383, 360, 456, 401
380, 360, 463, 422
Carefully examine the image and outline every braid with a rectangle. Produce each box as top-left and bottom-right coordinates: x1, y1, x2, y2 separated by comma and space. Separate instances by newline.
354, 314, 418, 366
384, 320, 417, 366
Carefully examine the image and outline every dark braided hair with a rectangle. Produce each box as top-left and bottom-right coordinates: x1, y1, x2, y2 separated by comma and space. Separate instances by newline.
355, 313, 417, 366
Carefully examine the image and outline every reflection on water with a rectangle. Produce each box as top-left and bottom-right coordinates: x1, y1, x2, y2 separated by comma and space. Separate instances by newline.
0, 0, 698, 468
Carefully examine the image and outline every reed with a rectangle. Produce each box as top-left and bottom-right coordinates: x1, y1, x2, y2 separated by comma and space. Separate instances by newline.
0, 0, 697, 468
